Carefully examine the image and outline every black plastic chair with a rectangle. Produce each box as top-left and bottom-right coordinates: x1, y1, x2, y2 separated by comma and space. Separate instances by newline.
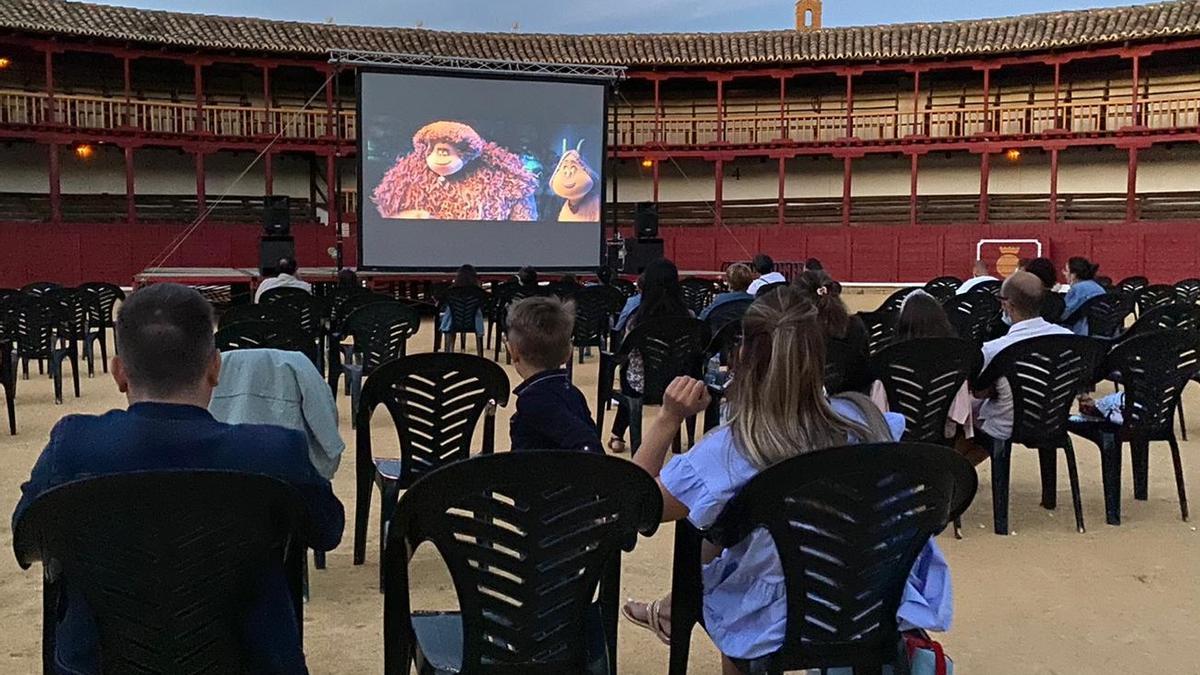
546, 280, 582, 300
680, 278, 717, 316
215, 319, 321, 368
1115, 275, 1149, 297
877, 286, 919, 312
78, 282, 124, 372
611, 278, 636, 299
702, 297, 753, 335
20, 281, 62, 297
325, 291, 394, 383
923, 275, 963, 303
483, 281, 520, 349
666, 442, 977, 675
13, 472, 308, 675
434, 286, 488, 356
10, 295, 79, 404
382, 452, 661, 675
1069, 330, 1198, 525
218, 302, 301, 330
1173, 278, 1200, 306
337, 301, 422, 422
571, 285, 625, 364
1, 333, 15, 435
264, 292, 329, 372
943, 292, 1001, 345
975, 335, 1105, 535
969, 278, 1002, 297
353, 353, 510, 589
706, 319, 743, 367
857, 310, 898, 357
870, 337, 982, 444
1134, 284, 1177, 316
822, 337, 861, 395
258, 285, 312, 304
1061, 292, 1135, 338
597, 317, 711, 453
1119, 303, 1200, 341
755, 280, 789, 297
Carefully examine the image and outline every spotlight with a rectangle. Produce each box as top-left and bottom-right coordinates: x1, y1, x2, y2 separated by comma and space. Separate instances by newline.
640, 159, 654, 169
0, 57, 11, 69
1005, 149, 1021, 162
74, 143, 95, 160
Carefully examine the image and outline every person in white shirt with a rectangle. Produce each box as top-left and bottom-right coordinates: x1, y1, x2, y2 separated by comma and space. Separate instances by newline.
746, 253, 787, 296
955, 260, 1000, 295
255, 256, 312, 303
968, 271, 1072, 451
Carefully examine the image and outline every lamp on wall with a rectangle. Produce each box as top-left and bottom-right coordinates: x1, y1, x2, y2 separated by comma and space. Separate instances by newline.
0, 57, 11, 70
640, 158, 654, 169
74, 143, 95, 160
1005, 148, 1021, 163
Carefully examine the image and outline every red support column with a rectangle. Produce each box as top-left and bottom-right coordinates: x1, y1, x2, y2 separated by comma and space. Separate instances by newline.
844, 73, 854, 138
1126, 146, 1138, 223
715, 79, 726, 143
980, 67, 991, 134
193, 61, 204, 133
978, 152, 990, 225
777, 156, 786, 227
122, 56, 132, 127
652, 159, 660, 202
48, 142, 61, 223
1049, 148, 1059, 224
124, 145, 136, 224
324, 152, 336, 217
909, 153, 919, 226
44, 49, 55, 124
1130, 55, 1141, 127
841, 156, 852, 226
264, 151, 274, 196
195, 151, 206, 217
262, 65, 272, 136
778, 75, 788, 140
324, 66, 335, 138
714, 159, 724, 225
912, 70, 921, 136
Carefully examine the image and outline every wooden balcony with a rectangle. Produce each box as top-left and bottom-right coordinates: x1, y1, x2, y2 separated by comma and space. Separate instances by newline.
0, 192, 324, 224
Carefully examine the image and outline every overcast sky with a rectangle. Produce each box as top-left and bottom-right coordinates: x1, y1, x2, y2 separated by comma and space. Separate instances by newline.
97, 0, 1153, 33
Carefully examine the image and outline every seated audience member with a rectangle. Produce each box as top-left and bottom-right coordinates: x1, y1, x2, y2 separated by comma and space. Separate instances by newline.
955, 260, 999, 295
964, 271, 1071, 460
610, 258, 692, 453
12, 283, 344, 673
1061, 256, 1107, 335
516, 265, 539, 289
794, 269, 870, 392
622, 288, 951, 667
255, 256, 312, 302
746, 253, 787, 295
506, 296, 602, 453
699, 263, 754, 321
804, 257, 824, 272
894, 289, 956, 341
337, 267, 360, 290
439, 263, 485, 337
614, 273, 644, 333
210, 348, 344, 479
1023, 257, 1066, 322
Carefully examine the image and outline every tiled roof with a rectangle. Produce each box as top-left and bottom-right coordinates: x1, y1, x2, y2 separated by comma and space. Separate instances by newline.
2, 0, 1199, 67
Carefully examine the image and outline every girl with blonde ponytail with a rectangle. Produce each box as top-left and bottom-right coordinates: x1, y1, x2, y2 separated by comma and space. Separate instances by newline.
624, 287, 958, 673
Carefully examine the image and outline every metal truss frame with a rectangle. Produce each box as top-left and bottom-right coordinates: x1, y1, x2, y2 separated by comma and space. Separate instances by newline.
328, 49, 626, 81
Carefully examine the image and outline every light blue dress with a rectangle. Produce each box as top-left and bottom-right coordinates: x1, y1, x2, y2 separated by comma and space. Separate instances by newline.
659, 400, 953, 660
1062, 279, 1107, 335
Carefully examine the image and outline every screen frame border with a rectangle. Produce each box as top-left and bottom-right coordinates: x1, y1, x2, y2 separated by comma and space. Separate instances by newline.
354, 66, 611, 274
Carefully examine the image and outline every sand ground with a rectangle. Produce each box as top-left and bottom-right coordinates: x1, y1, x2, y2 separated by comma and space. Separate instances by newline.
1, 288, 1198, 674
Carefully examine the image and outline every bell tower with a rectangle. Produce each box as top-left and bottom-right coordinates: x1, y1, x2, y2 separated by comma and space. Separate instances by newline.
795, 0, 822, 31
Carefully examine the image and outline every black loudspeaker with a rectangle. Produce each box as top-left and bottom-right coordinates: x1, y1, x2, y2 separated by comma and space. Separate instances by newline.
259, 236, 295, 276
622, 237, 663, 274
635, 201, 659, 239
263, 195, 291, 236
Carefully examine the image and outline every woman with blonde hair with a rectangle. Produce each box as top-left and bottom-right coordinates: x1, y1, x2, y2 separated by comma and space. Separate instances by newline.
699, 263, 754, 321
623, 287, 953, 672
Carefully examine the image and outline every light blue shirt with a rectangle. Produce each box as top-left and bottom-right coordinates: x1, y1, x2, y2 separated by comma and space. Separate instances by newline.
660, 400, 952, 660
615, 294, 641, 332
209, 349, 345, 479
699, 291, 753, 321
1062, 280, 1107, 335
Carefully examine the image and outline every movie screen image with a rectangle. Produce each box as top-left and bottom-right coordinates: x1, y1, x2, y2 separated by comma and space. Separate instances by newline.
358, 71, 606, 270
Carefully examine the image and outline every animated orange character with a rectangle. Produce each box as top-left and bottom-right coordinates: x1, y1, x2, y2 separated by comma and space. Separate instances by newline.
372, 121, 538, 221
550, 140, 600, 222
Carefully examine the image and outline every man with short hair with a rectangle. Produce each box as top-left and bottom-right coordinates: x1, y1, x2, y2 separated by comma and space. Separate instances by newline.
13, 283, 343, 673
255, 256, 312, 302
969, 271, 1072, 447
955, 259, 1000, 295
746, 253, 786, 296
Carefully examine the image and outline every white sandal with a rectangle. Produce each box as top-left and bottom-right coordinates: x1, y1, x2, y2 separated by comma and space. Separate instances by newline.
621, 598, 671, 645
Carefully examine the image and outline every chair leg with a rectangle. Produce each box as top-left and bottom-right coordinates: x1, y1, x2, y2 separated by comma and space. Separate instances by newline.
353, 466, 373, 566
68, 349, 80, 399
1179, 399, 1189, 442
1099, 433, 1123, 526
990, 440, 1012, 535
1064, 442, 1086, 534
98, 330, 109, 374
445, 333, 455, 353
433, 329, 442, 352
1131, 440, 1150, 501
629, 399, 644, 455
349, 371, 363, 429
476, 335, 484, 358
50, 356, 63, 405
378, 481, 402, 594
1168, 437, 1189, 522
459, 333, 466, 350
1037, 447, 1057, 510
953, 517, 963, 539
314, 550, 327, 570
